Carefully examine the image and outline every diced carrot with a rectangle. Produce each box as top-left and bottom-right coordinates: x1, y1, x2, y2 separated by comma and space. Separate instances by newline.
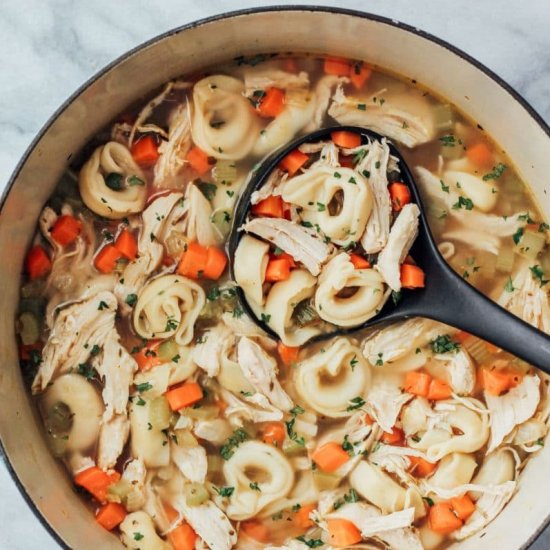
265, 258, 292, 282
389, 182, 412, 211
349, 254, 371, 269
312, 442, 350, 472
428, 502, 463, 534
168, 523, 198, 550
427, 379, 452, 400
133, 340, 163, 372
364, 413, 376, 425
94, 244, 123, 274
404, 371, 431, 397
257, 87, 285, 118
454, 331, 471, 344
485, 341, 501, 355
131, 135, 159, 167
165, 504, 180, 523
177, 242, 209, 279
331, 130, 361, 149
25, 245, 52, 279
241, 520, 270, 543
327, 518, 362, 547
324, 57, 352, 77
95, 502, 127, 531
450, 494, 476, 521
283, 58, 299, 73
401, 264, 425, 289
115, 229, 138, 260
277, 342, 300, 366
251, 195, 285, 218
294, 503, 317, 530
466, 142, 494, 169
186, 146, 212, 175
480, 364, 523, 396
279, 149, 309, 176
408, 456, 438, 478
50, 215, 82, 246
203, 246, 228, 280
74, 467, 120, 504
272, 251, 296, 268
165, 382, 203, 411
261, 422, 286, 447
381, 427, 405, 446
350, 62, 373, 90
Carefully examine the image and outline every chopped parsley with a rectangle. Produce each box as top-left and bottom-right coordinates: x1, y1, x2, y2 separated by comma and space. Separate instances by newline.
249, 482, 261, 492
291, 503, 302, 513
504, 277, 515, 293
260, 313, 271, 324
354, 149, 367, 164
512, 227, 524, 245
97, 300, 109, 311
350, 355, 358, 371
77, 363, 95, 380
423, 496, 435, 507
296, 536, 324, 548
125, 293, 138, 307
105, 172, 124, 191
215, 486, 235, 497
333, 171, 342, 179
482, 163, 507, 181
348, 176, 357, 184
90, 344, 101, 357
440, 180, 450, 193
342, 435, 354, 456
357, 103, 366, 111
334, 488, 359, 509
439, 134, 456, 147
198, 181, 217, 201
165, 316, 179, 332
452, 196, 474, 211
530, 265, 549, 287
316, 202, 326, 212
133, 532, 144, 541
391, 290, 402, 305
128, 175, 145, 186
135, 382, 152, 393
220, 428, 249, 460
286, 406, 305, 447
430, 334, 460, 354
375, 352, 384, 366
346, 396, 366, 411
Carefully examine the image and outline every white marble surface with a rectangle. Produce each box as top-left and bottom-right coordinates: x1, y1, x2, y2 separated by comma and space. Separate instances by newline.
1, 1, 550, 548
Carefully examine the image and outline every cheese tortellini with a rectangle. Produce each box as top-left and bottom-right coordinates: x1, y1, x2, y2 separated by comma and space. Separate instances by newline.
315, 253, 386, 326
223, 441, 294, 520
294, 338, 370, 418
282, 165, 372, 245
191, 75, 259, 160
133, 274, 205, 345
263, 269, 320, 346
234, 235, 270, 306
79, 141, 146, 219
408, 401, 490, 461
41, 374, 104, 453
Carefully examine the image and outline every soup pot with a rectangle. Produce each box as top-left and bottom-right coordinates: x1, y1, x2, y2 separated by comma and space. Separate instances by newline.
1, 6, 549, 549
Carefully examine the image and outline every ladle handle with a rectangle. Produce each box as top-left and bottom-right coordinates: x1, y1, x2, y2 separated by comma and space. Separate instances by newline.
412, 266, 550, 373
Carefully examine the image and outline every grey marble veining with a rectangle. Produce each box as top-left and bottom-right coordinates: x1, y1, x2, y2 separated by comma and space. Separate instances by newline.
1, 1, 550, 548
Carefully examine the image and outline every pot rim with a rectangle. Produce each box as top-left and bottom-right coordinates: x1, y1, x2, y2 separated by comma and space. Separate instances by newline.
2, 5, 549, 548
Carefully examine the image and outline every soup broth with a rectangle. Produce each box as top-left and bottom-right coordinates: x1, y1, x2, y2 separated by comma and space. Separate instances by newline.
18, 53, 550, 550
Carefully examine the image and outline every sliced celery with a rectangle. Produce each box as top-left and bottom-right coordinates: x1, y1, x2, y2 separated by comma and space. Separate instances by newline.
440, 144, 464, 160
165, 231, 188, 259
174, 429, 199, 447
158, 340, 178, 362
517, 229, 546, 260
18, 312, 40, 345
282, 439, 306, 456
495, 246, 515, 274
149, 396, 171, 430
433, 104, 454, 132
313, 470, 341, 491
183, 405, 219, 421
107, 479, 132, 503
185, 483, 210, 506
214, 161, 237, 185
463, 335, 492, 365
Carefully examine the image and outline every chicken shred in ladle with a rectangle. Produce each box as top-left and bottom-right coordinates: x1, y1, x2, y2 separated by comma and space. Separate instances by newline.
228, 126, 550, 372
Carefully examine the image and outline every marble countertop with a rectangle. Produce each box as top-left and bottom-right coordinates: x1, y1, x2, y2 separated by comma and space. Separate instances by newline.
1, 1, 550, 548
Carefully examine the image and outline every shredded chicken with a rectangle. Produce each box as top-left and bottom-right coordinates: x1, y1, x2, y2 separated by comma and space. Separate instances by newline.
328, 86, 435, 147
438, 349, 476, 395
242, 217, 334, 276
356, 139, 393, 253
375, 203, 420, 291
32, 291, 117, 393
193, 325, 235, 377
153, 102, 193, 188
309, 75, 349, 130
498, 266, 550, 333
250, 169, 287, 204
221, 389, 284, 427
182, 184, 223, 247
366, 382, 413, 432
171, 496, 237, 550
171, 440, 208, 483
115, 192, 184, 313
237, 337, 293, 411
485, 374, 541, 452
243, 68, 309, 95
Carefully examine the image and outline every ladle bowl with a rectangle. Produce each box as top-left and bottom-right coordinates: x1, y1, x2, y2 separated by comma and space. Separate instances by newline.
229, 125, 550, 372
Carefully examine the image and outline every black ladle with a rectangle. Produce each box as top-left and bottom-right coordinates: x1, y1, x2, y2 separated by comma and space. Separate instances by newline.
228, 126, 550, 373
